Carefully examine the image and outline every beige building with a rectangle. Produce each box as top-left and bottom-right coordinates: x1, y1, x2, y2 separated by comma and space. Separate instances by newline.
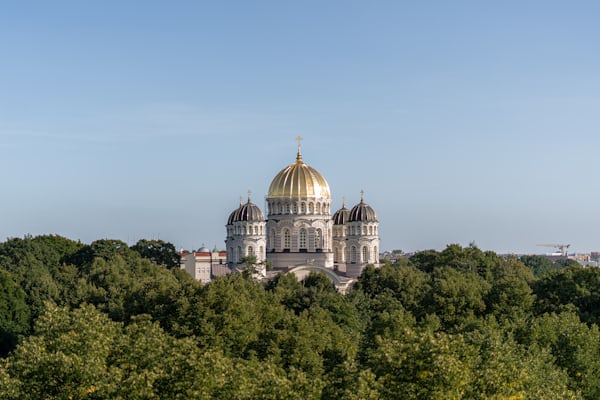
180, 246, 227, 283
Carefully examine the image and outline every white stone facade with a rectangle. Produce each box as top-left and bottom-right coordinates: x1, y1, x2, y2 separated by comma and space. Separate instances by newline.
225, 141, 380, 287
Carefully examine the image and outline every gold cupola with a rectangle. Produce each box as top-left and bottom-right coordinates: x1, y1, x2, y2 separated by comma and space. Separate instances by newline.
267, 138, 331, 200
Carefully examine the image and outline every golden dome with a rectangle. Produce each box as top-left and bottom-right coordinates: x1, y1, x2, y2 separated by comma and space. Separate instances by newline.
267, 148, 331, 200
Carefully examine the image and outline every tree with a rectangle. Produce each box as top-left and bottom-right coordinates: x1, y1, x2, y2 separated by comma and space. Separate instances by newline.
0, 270, 30, 356
426, 266, 490, 329
524, 312, 600, 399
130, 239, 179, 269
466, 320, 581, 400
238, 255, 262, 279
533, 266, 600, 325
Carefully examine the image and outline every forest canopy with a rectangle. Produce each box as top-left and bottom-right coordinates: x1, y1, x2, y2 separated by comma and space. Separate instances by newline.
0, 235, 598, 399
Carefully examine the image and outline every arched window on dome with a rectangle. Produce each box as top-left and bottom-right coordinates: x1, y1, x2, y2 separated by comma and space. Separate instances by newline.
316, 203, 321, 214
362, 226, 367, 235
283, 229, 291, 250
350, 246, 357, 263
293, 203, 297, 213
270, 229, 276, 250
299, 228, 307, 250
315, 228, 322, 250
301, 203, 306, 214
286, 204, 291, 214
248, 246, 254, 257
308, 203, 314, 214
369, 226, 373, 235
362, 246, 369, 263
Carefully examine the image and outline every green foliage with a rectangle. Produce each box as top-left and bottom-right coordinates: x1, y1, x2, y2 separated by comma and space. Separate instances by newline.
1, 237, 599, 398
367, 326, 476, 399
0, 270, 30, 356
521, 254, 565, 277
533, 266, 600, 325
465, 320, 581, 400
130, 239, 179, 269
524, 312, 600, 399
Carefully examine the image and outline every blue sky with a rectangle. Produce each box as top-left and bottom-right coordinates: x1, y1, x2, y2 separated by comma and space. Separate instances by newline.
1, 1, 599, 254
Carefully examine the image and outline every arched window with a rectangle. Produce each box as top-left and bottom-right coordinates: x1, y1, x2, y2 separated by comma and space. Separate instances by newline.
315, 228, 322, 249
299, 228, 307, 249
229, 247, 234, 263
270, 229, 276, 249
293, 203, 297, 213
286, 204, 290, 214
374, 246, 378, 263
236, 246, 242, 263
369, 226, 373, 235
362, 246, 369, 263
316, 203, 321, 214
334, 247, 339, 262
308, 203, 314, 214
301, 203, 306, 213
350, 246, 357, 263
248, 246, 254, 256
283, 229, 291, 249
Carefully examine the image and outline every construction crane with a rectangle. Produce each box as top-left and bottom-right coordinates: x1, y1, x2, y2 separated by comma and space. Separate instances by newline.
536, 243, 570, 256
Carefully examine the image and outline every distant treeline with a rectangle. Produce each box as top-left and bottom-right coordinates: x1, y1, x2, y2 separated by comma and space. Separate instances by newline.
0, 235, 597, 399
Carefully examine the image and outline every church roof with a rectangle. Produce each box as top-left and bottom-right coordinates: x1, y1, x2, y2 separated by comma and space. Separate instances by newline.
267, 143, 331, 200
348, 193, 378, 223
227, 197, 264, 224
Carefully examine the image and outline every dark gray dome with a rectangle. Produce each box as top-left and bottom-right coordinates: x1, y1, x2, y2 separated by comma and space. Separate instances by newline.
332, 206, 350, 225
227, 200, 264, 224
349, 199, 378, 223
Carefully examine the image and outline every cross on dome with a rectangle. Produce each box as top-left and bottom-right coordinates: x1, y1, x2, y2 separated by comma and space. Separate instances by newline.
296, 135, 303, 161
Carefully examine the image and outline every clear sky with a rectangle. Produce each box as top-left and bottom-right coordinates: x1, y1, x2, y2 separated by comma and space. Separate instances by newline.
1, 1, 599, 255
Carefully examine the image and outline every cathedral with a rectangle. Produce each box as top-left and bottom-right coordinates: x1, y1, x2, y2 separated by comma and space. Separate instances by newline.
225, 138, 380, 290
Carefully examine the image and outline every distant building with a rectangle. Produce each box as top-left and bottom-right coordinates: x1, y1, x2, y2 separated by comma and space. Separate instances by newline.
180, 140, 382, 292
179, 245, 227, 283
224, 139, 380, 292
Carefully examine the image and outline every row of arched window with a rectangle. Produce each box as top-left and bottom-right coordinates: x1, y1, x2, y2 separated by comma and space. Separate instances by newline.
268, 201, 330, 215
347, 225, 378, 236
227, 224, 264, 236
269, 227, 325, 250
333, 245, 378, 264
334, 225, 379, 237
228, 246, 265, 263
